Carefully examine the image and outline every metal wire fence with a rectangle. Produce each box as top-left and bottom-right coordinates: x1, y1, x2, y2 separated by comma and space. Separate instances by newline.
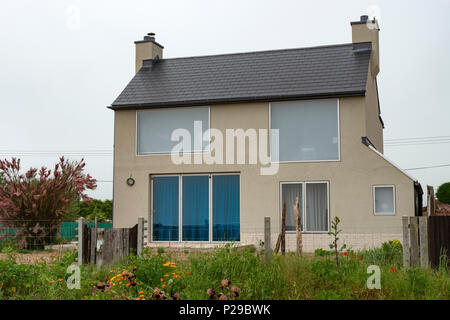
144, 224, 404, 253
0, 220, 112, 250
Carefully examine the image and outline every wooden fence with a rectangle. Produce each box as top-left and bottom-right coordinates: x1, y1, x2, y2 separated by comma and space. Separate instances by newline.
402, 215, 449, 269
428, 216, 450, 268
76, 217, 147, 266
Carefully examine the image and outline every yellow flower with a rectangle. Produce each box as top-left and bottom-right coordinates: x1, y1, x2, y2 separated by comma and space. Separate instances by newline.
48, 280, 55, 284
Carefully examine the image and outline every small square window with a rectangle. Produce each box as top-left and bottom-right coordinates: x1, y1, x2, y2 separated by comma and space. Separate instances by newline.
373, 185, 395, 215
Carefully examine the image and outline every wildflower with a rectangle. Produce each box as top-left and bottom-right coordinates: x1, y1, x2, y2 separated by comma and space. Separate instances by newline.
353, 253, 356, 257
139, 291, 144, 294
57, 278, 64, 282
218, 293, 228, 300
110, 270, 114, 273
391, 268, 396, 272
360, 256, 363, 261
343, 252, 347, 256
221, 279, 231, 288
48, 280, 56, 284
207, 288, 215, 299
230, 286, 239, 298
172, 292, 180, 300
160, 278, 164, 282
126, 283, 131, 287
162, 284, 167, 288
164, 274, 169, 277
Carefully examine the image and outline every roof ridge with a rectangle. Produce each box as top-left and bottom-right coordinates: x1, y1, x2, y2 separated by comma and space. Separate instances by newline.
151, 42, 365, 62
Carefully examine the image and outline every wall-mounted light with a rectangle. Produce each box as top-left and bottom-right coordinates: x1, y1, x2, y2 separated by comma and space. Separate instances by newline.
126, 176, 135, 187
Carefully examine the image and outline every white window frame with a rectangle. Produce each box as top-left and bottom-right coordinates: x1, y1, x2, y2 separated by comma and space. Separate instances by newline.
373, 185, 396, 216
136, 106, 211, 156
150, 172, 241, 243
269, 99, 341, 163
279, 181, 330, 234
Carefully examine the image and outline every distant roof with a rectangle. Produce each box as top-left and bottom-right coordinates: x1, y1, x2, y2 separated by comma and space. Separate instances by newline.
110, 42, 372, 109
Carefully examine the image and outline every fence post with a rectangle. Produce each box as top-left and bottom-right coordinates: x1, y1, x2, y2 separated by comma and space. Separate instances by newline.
281, 203, 286, 256
419, 216, 429, 268
77, 217, 85, 266
264, 217, 271, 262
137, 216, 144, 256
402, 216, 410, 268
409, 216, 420, 268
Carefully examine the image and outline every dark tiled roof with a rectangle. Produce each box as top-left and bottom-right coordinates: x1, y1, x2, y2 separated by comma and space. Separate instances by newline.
110, 42, 372, 109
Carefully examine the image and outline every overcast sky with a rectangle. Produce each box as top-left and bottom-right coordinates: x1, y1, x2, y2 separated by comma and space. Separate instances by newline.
0, 0, 449, 200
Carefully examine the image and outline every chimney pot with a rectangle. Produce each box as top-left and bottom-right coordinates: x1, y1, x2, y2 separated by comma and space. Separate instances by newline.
143, 32, 156, 42
360, 15, 369, 22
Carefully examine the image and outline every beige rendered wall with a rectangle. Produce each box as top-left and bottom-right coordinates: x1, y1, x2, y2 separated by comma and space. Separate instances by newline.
112, 97, 415, 251
364, 67, 384, 153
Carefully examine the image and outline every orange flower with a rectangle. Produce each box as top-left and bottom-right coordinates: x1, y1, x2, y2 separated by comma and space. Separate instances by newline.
139, 291, 144, 294
162, 284, 167, 288
164, 274, 169, 277
57, 278, 64, 282
160, 278, 164, 282
126, 283, 131, 287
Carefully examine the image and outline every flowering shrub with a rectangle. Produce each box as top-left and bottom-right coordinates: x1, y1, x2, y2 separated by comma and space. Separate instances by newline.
0, 157, 96, 249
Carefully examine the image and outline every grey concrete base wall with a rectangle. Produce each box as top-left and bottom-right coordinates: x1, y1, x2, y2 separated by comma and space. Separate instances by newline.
143, 232, 403, 253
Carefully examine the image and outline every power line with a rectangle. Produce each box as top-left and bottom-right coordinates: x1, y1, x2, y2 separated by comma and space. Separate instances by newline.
385, 140, 450, 147
0, 150, 113, 156
385, 135, 450, 142
403, 164, 450, 171
385, 135, 450, 147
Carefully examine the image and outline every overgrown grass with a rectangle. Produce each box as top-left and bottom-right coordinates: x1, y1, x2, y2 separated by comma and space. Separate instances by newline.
0, 244, 448, 300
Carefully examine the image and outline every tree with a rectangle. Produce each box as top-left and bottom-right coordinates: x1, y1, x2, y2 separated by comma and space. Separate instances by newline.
436, 182, 450, 204
66, 199, 112, 222
0, 157, 97, 249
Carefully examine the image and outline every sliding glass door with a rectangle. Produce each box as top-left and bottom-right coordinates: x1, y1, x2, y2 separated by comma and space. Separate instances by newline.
152, 176, 179, 241
213, 175, 240, 241
151, 174, 240, 242
182, 175, 209, 241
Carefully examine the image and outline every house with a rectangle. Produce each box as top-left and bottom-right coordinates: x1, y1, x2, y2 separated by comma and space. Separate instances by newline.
109, 16, 423, 251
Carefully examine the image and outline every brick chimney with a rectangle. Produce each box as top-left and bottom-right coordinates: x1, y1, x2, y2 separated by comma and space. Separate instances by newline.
351, 15, 380, 77
134, 33, 164, 73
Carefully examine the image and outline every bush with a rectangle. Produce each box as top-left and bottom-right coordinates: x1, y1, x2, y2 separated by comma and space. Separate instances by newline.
360, 240, 403, 268
436, 182, 450, 204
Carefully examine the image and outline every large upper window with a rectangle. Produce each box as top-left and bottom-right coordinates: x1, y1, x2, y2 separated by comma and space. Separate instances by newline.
137, 106, 209, 154
270, 99, 339, 161
281, 181, 329, 232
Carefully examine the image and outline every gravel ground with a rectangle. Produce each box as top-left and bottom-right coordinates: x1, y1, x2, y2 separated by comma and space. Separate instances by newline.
0, 246, 75, 265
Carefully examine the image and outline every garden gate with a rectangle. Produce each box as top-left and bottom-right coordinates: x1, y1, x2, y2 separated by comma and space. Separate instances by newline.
76, 217, 148, 266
